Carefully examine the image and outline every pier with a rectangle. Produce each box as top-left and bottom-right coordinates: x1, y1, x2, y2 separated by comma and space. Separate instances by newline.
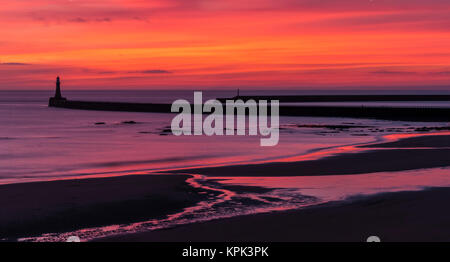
49, 78, 450, 122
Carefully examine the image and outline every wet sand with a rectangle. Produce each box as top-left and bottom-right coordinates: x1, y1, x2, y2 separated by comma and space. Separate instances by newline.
2, 134, 450, 241
100, 134, 450, 242
177, 136, 450, 177
361, 134, 450, 148
100, 187, 450, 242
0, 175, 215, 241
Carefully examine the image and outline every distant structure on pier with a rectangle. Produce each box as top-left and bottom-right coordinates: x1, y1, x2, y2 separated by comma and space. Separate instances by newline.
231, 88, 240, 100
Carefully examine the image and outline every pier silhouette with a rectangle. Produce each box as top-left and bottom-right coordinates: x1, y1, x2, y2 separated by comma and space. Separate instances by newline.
48, 78, 450, 122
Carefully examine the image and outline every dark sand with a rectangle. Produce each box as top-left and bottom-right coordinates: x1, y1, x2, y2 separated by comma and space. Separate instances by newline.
100, 187, 450, 242
360, 135, 450, 148
100, 134, 450, 242
2, 134, 450, 242
178, 147, 450, 177
0, 175, 216, 240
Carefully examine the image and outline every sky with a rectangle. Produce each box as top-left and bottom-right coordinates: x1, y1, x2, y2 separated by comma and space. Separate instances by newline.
1, 0, 450, 90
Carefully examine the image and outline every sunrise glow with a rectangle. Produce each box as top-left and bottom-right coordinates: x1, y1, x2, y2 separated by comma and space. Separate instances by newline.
1, 0, 450, 90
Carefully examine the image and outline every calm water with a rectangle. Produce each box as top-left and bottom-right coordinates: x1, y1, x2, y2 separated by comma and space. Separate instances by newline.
2, 90, 450, 241
3, 90, 448, 184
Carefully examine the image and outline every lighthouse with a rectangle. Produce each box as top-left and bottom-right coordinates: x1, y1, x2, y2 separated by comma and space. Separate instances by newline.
49, 76, 66, 106
53, 76, 66, 100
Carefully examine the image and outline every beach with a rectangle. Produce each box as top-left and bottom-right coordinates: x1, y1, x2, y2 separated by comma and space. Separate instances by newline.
4, 0, 450, 248
177, 148, 450, 177
1, 134, 450, 242
0, 175, 217, 241
100, 187, 450, 242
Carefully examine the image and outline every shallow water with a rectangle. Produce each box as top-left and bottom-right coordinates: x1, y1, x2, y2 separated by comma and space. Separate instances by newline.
2, 90, 450, 241
4, 90, 442, 184
18, 132, 450, 242
20, 167, 450, 242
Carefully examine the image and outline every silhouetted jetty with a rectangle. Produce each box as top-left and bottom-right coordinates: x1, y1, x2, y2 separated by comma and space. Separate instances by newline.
49, 78, 450, 122
217, 95, 450, 103
49, 99, 172, 113
276, 105, 450, 122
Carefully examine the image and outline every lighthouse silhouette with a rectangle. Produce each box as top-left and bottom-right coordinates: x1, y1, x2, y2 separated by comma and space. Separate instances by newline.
49, 76, 66, 106
53, 76, 66, 100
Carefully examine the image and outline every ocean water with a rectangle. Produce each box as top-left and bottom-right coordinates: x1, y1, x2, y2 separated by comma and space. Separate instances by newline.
2, 90, 450, 241
2, 90, 448, 184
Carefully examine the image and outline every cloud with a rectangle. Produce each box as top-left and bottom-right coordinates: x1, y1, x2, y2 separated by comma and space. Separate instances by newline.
308, 10, 450, 32
1, 0, 449, 32
370, 70, 450, 76
430, 71, 450, 76
68, 17, 88, 23
0, 62, 30, 66
131, 69, 172, 74
370, 70, 418, 75
68, 17, 112, 23
21, 5, 150, 25
197, 0, 450, 12
81, 68, 172, 75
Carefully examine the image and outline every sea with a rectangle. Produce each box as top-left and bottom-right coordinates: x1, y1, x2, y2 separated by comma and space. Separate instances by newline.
2, 90, 450, 241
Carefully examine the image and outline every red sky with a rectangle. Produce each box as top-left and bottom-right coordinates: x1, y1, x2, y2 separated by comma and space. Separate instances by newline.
1, 0, 450, 90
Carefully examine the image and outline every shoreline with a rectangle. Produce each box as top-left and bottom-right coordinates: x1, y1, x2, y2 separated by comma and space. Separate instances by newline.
1, 133, 450, 241
99, 187, 450, 242
176, 135, 450, 177
0, 174, 218, 241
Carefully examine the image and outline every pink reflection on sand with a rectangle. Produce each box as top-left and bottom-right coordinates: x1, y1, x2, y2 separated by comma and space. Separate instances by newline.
21, 167, 450, 242
276, 131, 450, 162
10, 131, 450, 186
18, 131, 450, 242
384, 131, 450, 141
214, 167, 450, 202
19, 174, 238, 242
